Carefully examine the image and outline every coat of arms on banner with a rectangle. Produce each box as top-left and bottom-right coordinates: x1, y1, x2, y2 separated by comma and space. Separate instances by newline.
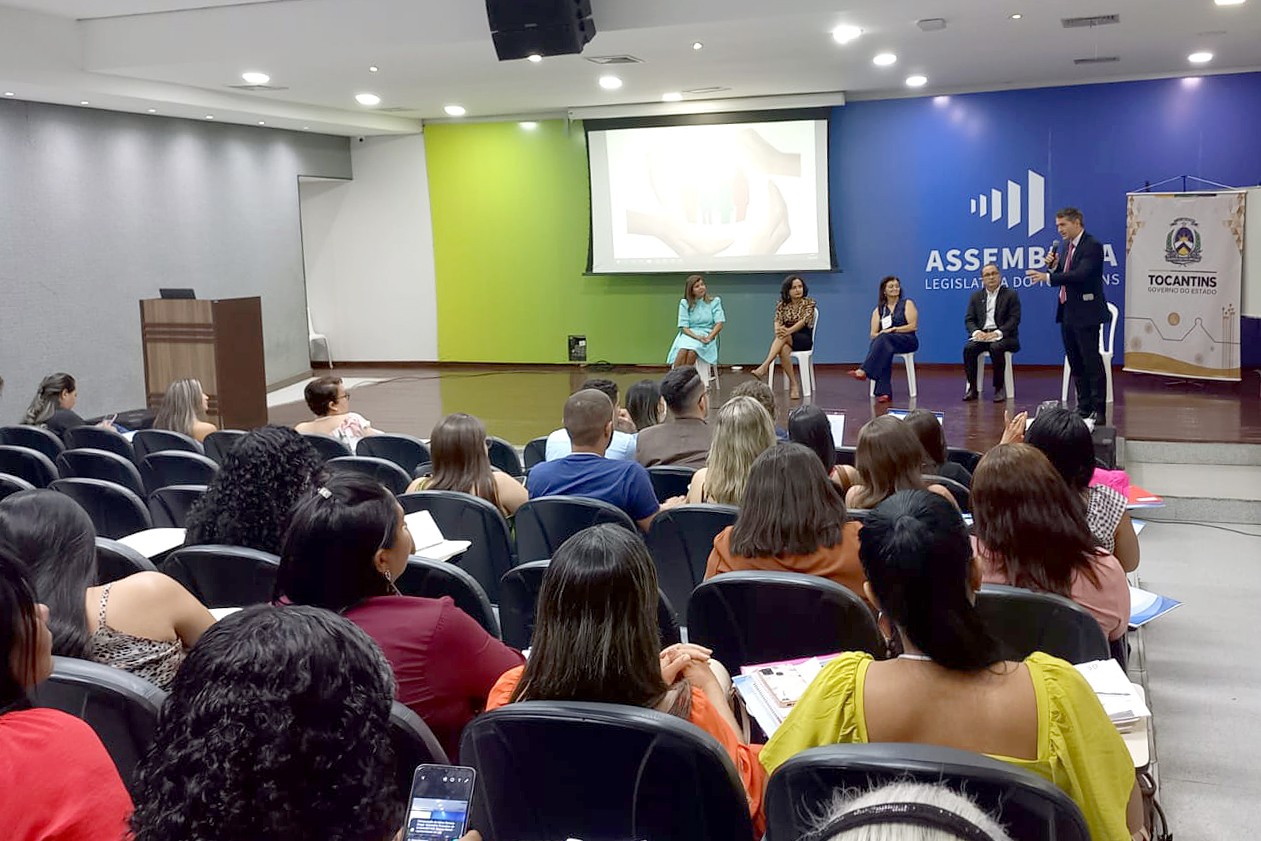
1164, 217, 1202, 266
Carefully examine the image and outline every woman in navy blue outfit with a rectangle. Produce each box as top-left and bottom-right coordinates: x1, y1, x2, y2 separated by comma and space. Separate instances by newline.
850, 276, 919, 403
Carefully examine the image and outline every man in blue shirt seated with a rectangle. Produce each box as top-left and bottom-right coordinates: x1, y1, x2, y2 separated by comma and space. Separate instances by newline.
528, 388, 682, 532
544, 377, 637, 462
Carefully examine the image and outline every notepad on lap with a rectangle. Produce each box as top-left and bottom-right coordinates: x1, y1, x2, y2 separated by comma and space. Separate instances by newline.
118, 527, 186, 558
1075, 659, 1151, 731
403, 510, 471, 563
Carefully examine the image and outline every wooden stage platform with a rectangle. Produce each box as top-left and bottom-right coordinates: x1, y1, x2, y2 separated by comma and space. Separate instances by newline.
268, 363, 1261, 453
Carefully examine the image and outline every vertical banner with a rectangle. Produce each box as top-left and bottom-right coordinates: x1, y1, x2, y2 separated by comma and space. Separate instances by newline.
1124, 191, 1245, 380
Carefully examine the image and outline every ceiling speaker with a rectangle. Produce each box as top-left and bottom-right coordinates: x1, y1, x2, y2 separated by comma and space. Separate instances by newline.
485, 0, 596, 61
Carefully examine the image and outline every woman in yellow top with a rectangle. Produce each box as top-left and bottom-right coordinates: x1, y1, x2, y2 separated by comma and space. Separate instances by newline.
760, 489, 1142, 841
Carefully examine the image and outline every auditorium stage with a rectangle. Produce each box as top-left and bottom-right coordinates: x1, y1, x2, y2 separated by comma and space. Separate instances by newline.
268, 363, 1261, 453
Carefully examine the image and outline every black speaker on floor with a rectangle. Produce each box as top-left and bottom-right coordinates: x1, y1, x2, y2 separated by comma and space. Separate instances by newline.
1092, 425, 1117, 470
485, 0, 596, 61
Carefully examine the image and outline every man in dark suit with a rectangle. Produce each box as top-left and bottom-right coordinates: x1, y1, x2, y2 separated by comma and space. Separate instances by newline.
962, 263, 1021, 402
1026, 207, 1109, 422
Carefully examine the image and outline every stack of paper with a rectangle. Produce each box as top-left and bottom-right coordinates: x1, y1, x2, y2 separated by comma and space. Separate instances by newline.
1075, 659, 1151, 732
1129, 586, 1182, 628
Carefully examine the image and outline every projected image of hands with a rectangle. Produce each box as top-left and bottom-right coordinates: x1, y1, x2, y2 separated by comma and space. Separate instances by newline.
592, 119, 829, 273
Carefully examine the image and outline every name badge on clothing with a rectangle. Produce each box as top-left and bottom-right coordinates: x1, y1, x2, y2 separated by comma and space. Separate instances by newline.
1082, 294, 1095, 301
880, 314, 893, 330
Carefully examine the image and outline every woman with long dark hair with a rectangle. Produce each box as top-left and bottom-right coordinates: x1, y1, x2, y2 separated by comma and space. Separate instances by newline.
787, 404, 859, 491
970, 443, 1130, 642
846, 416, 957, 510
0, 546, 132, 837
902, 408, 972, 488
487, 524, 766, 834
760, 490, 1141, 841
275, 473, 523, 758
625, 378, 665, 432
0, 490, 214, 690
665, 275, 725, 370
751, 274, 816, 399
405, 413, 526, 515
706, 444, 867, 605
849, 276, 919, 403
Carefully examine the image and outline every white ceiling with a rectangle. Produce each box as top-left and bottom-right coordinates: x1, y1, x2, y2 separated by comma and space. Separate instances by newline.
1, 0, 1258, 135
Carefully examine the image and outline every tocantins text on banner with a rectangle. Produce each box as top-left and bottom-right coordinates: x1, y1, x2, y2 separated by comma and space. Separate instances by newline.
1123, 191, 1245, 380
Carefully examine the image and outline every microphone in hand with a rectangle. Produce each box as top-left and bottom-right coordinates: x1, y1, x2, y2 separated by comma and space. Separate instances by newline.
1045, 241, 1059, 271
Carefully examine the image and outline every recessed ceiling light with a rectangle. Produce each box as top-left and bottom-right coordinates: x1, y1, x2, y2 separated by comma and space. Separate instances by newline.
355, 93, 381, 106
444, 104, 466, 117
906, 74, 928, 87
831, 25, 863, 44
205, 115, 215, 120
80, 100, 89, 105
1214, 0, 1245, 5
1010, 13, 1023, 20
527, 54, 543, 63
599, 75, 623, 90
258, 121, 266, 125
873, 52, 898, 66
368, 65, 379, 72
302, 125, 310, 130
692, 41, 703, 50
1188, 51, 1214, 64
241, 71, 270, 85
147, 108, 156, 113
662, 91, 683, 102
3, 92, 14, 97
519, 121, 538, 130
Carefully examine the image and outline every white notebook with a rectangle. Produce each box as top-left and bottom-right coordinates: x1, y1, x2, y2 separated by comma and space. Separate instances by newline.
118, 527, 186, 558
403, 510, 471, 563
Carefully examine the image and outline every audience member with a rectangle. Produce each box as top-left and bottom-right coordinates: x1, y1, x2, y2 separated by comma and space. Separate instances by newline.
152, 377, 217, 442
970, 444, 1130, 642
806, 782, 1016, 841
407, 413, 527, 515
1026, 407, 1139, 572
274, 473, 523, 758
706, 444, 867, 606
846, 416, 958, 510
731, 379, 787, 440
21, 372, 112, 440
545, 378, 637, 461
129, 605, 404, 841
788, 404, 860, 491
486, 524, 765, 835
184, 425, 322, 555
294, 375, 382, 447
0, 546, 133, 840
902, 408, 973, 489
625, 378, 665, 433
0, 489, 213, 691
760, 490, 1140, 841
528, 389, 679, 531
635, 365, 712, 469
686, 396, 776, 505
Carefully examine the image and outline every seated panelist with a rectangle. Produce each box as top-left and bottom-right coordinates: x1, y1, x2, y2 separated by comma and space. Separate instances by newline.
849, 276, 918, 403
751, 275, 815, 400
962, 264, 1022, 402
666, 275, 724, 369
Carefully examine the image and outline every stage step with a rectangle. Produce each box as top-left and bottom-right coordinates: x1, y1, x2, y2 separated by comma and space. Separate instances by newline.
1123, 441, 1261, 525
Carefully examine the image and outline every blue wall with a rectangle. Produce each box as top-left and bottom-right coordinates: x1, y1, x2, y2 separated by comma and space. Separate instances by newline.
815, 71, 1261, 365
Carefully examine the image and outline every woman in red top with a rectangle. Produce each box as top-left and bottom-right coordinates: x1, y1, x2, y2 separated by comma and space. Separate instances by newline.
274, 473, 523, 759
0, 546, 132, 841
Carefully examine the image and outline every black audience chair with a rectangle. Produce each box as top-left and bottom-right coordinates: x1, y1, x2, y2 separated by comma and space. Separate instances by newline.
148, 484, 208, 528
51, 478, 152, 539
140, 451, 219, 495
976, 584, 1111, 664
202, 429, 247, 465
132, 428, 203, 460
396, 556, 502, 638
64, 426, 135, 461
301, 433, 354, 462
522, 436, 548, 471
326, 455, 413, 496
498, 559, 680, 649
514, 495, 638, 562
948, 446, 983, 474
30, 656, 167, 796
57, 448, 145, 496
356, 433, 431, 475
398, 490, 515, 603
488, 436, 523, 478
646, 465, 696, 503
95, 537, 159, 583
765, 743, 1089, 841
0, 472, 36, 501
161, 544, 280, 608
0, 444, 59, 487
688, 571, 883, 669
460, 701, 753, 841
389, 702, 449, 798
0, 424, 65, 461
924, 473, 971, 511
646, 503, 738, 621
835, 445, 857, 467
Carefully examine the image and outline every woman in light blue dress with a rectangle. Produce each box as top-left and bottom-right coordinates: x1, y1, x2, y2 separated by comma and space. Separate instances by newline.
667, 275, 725, 368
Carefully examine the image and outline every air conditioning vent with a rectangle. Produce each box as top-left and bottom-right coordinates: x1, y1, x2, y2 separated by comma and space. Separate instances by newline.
378, 107, 418, 113
584, 55, 643, 65
916, 18, 947, 31
227, 84, 290, 92
683, 86, 732, 95
1074, 56, 1120, 64
1062, 14, 1120, 28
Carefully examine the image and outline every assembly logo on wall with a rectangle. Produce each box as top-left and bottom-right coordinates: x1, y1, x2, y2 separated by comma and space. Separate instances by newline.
1164, 217, 1203, 265
967, 169, 1046, 237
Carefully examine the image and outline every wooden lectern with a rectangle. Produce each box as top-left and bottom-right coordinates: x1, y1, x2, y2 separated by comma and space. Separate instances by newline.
139, 297, 268, 430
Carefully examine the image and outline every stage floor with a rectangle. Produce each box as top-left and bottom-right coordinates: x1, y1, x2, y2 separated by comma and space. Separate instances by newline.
267, 364, 1261, 452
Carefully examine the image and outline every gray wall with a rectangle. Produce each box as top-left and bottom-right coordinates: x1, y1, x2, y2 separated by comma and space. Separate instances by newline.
0, 99, 351, 422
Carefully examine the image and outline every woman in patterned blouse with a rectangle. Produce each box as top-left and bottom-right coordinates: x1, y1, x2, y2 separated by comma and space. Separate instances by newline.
752, 275, 816, 399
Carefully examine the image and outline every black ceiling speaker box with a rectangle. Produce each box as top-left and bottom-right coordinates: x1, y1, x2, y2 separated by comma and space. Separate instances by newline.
485, 0, 596, 61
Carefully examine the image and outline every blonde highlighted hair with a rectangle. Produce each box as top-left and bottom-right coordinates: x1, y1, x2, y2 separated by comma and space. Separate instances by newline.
153, 378, 206, 438
702, 396, 776, 505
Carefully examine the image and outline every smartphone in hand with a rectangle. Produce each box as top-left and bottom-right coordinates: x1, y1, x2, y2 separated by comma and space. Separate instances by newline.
404, 764, 475, 841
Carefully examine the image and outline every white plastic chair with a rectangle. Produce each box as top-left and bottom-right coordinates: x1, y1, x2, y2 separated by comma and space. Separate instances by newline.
976, 350, 1016, 400
870, 352, 918, 398
767, 308, 821, 397
1061, 302, 1118, 404
308, 310, 332, 368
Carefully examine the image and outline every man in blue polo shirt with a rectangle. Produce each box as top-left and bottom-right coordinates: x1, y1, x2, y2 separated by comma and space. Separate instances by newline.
528, 388, 680, 531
